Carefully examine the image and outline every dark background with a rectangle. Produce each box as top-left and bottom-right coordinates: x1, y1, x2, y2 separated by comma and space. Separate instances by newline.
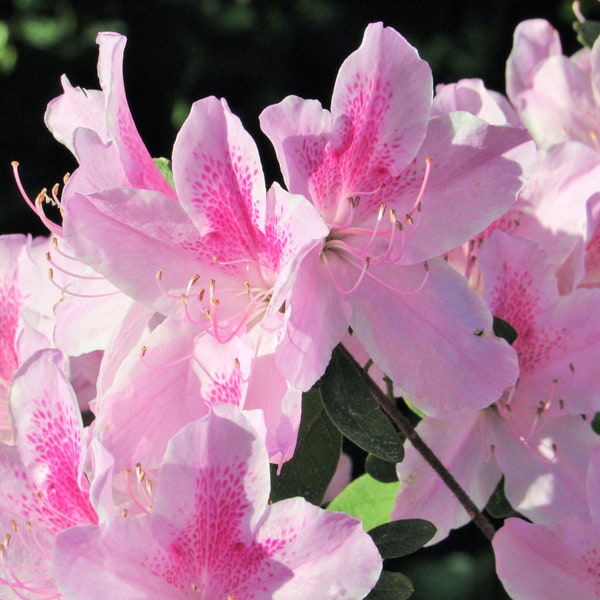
0, 1, 581, 598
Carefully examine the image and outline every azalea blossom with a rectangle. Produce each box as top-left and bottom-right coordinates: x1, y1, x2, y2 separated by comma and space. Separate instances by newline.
393, 231, 600, 542
506, 18, 600, 151
260, 22, 532, 414
0, 349, 104, 598
52, 404, 382, 599
493, 445, 600, 599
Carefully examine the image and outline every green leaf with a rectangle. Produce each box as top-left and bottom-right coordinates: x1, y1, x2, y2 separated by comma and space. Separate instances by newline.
320, 346, 405, 462
484, 477, 516, 519
592, 412, 600, 435
365, 454, 398, 483
153, 157, 175, 189
365, 571, 414, 600
328, 474, 400, 531
368, 519, 436, 559
269, 388, 341, 505
492, 316, 518, 345
574, 20, 600, 48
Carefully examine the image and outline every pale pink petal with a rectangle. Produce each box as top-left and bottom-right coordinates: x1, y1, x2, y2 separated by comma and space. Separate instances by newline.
586, 445, 600, 530
432, 78, 521, 126
519, 55, 599, 148
95, 316, 200, 473
277, 245, 352, 391
323, 452, 353, 504
258, 498, 381, 598
9, 349, 97, 529
350, 258, 519, 415
506, 19, 562, 103
62, 188, 217, 311
173, 96, 267, 256
244, 349, 302, 465
489, 413, 597, 525
393, 412, 501, 544
44, 75, 107, 153
46, 33, 174, 198
261, 23, 432, 225
259, 96, 333, 199
494, 516, 600, 600
330, 22, 432, 176
389, 112, 533, 264
480, 232, 600, 417
53, 518, 191, 599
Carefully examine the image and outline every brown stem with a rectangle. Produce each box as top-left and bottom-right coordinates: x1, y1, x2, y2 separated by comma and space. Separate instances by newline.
340, 345, 496, 542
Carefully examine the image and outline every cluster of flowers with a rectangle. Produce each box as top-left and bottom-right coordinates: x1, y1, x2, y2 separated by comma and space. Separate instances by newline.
2, 16, 600, 599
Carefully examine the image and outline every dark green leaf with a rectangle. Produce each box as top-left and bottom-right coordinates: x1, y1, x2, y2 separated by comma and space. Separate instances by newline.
484, 478, 516, 519
368, 519, 436, 559
365, 454, 399, 483
153, 157, 175, 189
320, 346, 405, 462
270, 388, 341, 505
492, 316, 518, 345
574, 20, 600, 48
365, 571, 414, 600
592, 412, 600, 435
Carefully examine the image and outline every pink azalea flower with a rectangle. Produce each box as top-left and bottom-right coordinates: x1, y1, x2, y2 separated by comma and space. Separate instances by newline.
446, 142, 600, 296
52, 404, 382, 599
393, 231, 600, 542
493, 445, 600, 600
91, 304, 301, 481
507, 18, 600, 150
0, 349, 101, 598
432, 78, 523, 127
260, 22, 531, 413
45, 32, 176, 200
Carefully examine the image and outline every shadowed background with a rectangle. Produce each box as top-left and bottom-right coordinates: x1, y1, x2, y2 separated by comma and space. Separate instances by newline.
0, 1, 581, 598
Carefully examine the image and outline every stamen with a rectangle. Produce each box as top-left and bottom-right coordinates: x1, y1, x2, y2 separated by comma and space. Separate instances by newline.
155, 268, 181, 300
140, 345, 194, 370
47, 271, 121, 299
322, 252, 370, 295
406, 157, 432, 219
45, 252, 105, 281
11, 162, 63, 236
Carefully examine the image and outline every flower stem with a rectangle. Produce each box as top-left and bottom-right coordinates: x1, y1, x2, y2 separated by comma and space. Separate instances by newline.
339, 345, 496, 542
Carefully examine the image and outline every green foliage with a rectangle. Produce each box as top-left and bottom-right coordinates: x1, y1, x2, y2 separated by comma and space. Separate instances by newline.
153, 157, 175, 190
368, 519, 436, 559
320, 346, 405, 463
492, 316, 518, 345
574, 20, 600, 47
484, 478, 516, 519
328, 473, 400, 531
365, 453, 399, 483
365, 571, 414, 600
269, 388, 341, 506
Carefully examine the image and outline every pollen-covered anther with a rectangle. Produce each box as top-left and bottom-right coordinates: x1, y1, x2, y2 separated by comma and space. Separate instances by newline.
405, 213, 414, 225
141, 345, 148, 357
191, 583, 198, 592
122, 508, 128, 518
3, 533, 10, 548
10, 520, 17, 533
135, 463, 145, 483
145, 479, 152, 494
234, 357, 241, 369
569, 363, 575, 373
63, 172, 71, 185
424, 261, 429, 272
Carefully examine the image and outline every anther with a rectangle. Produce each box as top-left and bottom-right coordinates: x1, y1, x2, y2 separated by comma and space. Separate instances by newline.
135, 463, 145, 483
122, 509, 128, 518
569, 363, 575, 373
